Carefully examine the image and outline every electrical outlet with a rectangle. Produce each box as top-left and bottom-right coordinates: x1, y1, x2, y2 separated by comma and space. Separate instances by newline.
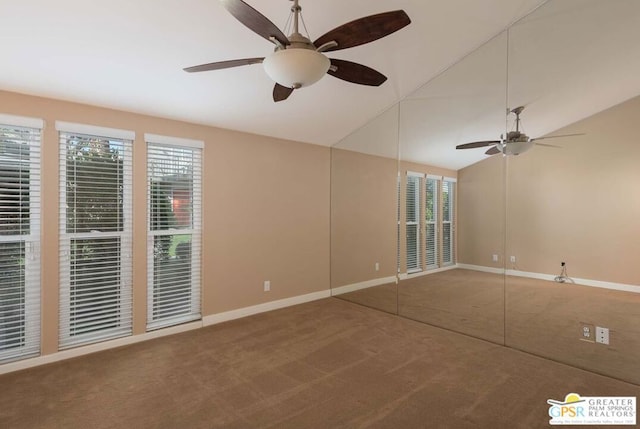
375, 262, 379, 271
579, 322, 595, 342
263, 280, 270, 292
510, 256, 516, 263
595, 326, 610, 345
492, 254, 498, 262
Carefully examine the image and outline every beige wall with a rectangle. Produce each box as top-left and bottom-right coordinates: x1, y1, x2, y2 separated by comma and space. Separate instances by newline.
457, 154, 505, 268
330, 148, 397, 288
1, 89, 330, 355
458, 95, 640, 285
504, 95, 640, 285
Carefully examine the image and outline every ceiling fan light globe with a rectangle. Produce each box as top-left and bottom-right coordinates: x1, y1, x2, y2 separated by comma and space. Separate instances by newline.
503, 140, 533, 156
263, 48, 330, 89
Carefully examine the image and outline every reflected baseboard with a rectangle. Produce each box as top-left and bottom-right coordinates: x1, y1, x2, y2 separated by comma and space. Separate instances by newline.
455, 264, 505, 275
332, 276, 397, 296
399, 264, 460, 280
506, 269, 640, 294
458, 263, 640, 294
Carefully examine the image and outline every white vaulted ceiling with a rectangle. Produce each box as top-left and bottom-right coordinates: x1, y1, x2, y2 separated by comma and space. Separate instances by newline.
3, 1, 639, 170
1, 0, 544, 145
396, 0, 640, 170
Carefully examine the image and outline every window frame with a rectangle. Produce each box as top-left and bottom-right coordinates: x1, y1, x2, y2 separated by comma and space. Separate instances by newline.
145, 134, 203, 331
57, 122, 134, 349
406, 172, 423, 274
442, 177, 457, 266
0, 114, 42, 363
425, 175, 441, 270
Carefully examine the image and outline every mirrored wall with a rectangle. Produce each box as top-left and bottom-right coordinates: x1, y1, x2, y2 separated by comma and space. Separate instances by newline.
503, 0, 640, 384
330, 0, 640, 384
396, 31, 508, 345
330, 105, 399, 314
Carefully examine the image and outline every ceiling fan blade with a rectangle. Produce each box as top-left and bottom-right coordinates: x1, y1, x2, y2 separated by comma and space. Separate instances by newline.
273, 84, 294, 102
328, 59, 387, 86
183, 57, 264, 73
456, 140, 501, 150
531, 133, 584, 142
485, 146, 502, 155
534, 142, 561, 148
220, 0, 289, 46
313, 10, 411, 53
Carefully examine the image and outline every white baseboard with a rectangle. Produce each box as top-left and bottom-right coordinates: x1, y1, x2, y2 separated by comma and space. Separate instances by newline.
0, 321, 203, 375
331, 276, 397, 296
457, 264, 640, 294
0, 289, 332, 375
202, 289, 331, 326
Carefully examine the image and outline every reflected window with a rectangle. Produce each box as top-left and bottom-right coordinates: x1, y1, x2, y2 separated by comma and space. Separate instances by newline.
442, 178, 456, 266
403, 173, 455, 275
425, 176, 440, 269
406, 173, 422, 273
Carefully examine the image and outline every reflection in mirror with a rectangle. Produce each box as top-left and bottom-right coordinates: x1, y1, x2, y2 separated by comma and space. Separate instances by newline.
504, 0, 640, 384
330, 105, 399, 314
397, 32, 508, 344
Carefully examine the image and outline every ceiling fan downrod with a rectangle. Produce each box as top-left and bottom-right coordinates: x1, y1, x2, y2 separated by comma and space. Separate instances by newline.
287, 0, 338, 53
507, 106, 529, 142
283, 0, 316, 51
512, 106, 524, 133
291, 0, 301, 36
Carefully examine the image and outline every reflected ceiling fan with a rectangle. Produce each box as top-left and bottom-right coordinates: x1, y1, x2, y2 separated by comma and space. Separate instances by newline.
183, 0, 411, 102
456, 106, 583, 156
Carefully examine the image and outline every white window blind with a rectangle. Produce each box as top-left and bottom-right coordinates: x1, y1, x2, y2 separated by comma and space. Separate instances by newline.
406, 174, 422, 273
146, 139, 202, 331
396, 173, 401, 274
0, 120, 41, 362
442, 178, 456, 266
59, 128, 133, 349
425, 176, 440, 270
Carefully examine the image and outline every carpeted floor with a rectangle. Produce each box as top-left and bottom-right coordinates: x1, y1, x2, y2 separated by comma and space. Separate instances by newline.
337, 269, 640, 385
399, 269, 505, 344
1, 298, 638, 428
506, 275, 640, 385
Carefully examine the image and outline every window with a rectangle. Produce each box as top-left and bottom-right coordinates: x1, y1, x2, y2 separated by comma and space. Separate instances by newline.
146, 135, 202, 330
403, 172, 456, 275
425, 175, 440, 270
442, 178, 456, 266
396, 173, 401, 274
406, 173, 422, 273
0, 115, 41, 362
58, 122, 133, 349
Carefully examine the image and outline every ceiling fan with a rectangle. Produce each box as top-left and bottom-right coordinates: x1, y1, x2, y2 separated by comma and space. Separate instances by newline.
183, 0, 411, 102
456, 106, 583, 156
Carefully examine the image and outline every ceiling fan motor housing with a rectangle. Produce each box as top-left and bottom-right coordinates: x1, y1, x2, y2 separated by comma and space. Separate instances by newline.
507, 131, 528, 142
